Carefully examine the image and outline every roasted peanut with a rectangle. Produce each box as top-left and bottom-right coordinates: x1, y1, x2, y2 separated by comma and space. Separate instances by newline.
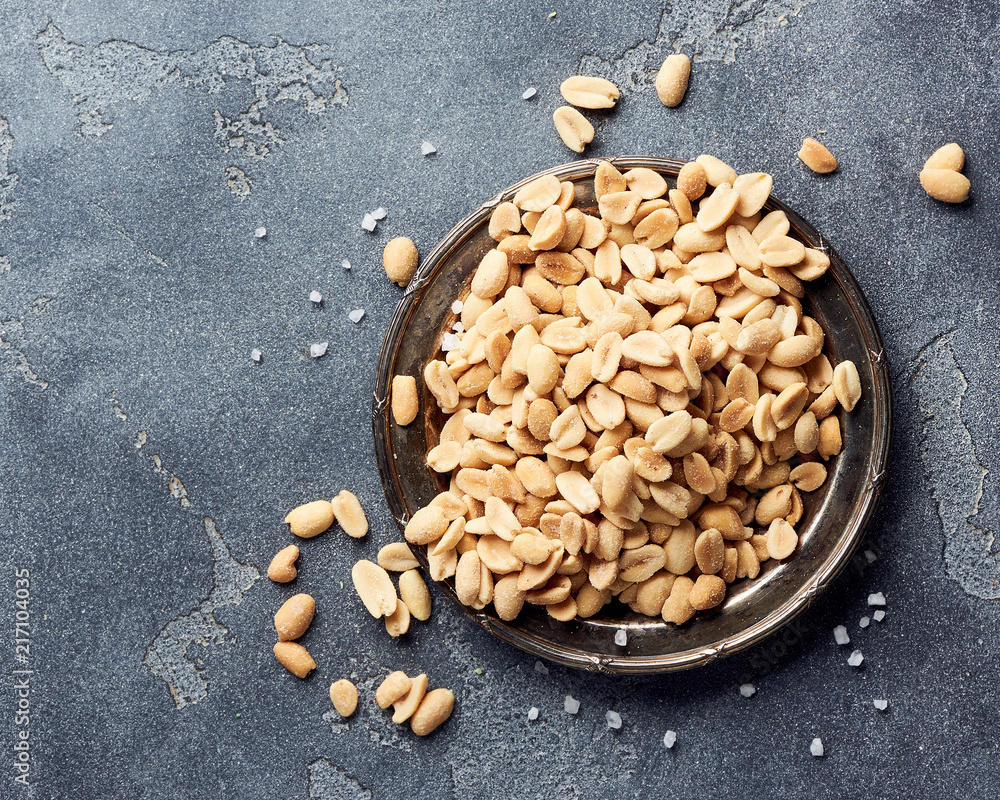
410, 688, 456, 735
273, 641, 315, 679
391, 375, 419, 426
267, 545, 299, 583
285, 500, 335, 539
383, 237, 419, 286
332, 490, 368, 538
329, 679, 358, 718
655, 54, 691, 108
274, 593, 315, 641
798, 138, 838, 174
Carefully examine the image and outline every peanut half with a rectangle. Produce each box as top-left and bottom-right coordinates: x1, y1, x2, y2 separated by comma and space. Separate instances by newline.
332, 490, 369, 538
798, 138, 838, 174
655, 54, 691, 108
553, 106, 595, 153
329, 679, 358, 718
274, 593, 316, 641
273, 641, 315, 679
267, 544, 299, 583
391, 375, 419, 426
285, 500, 335, 539
560, 76, 620, 109
383, 237, 419, 287
351, 560, 398, 618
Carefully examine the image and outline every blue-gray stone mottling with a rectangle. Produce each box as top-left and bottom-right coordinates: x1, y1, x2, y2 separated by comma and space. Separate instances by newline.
0, 0, 998, 797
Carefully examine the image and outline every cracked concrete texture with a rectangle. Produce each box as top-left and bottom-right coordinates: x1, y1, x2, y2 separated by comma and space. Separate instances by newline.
2, 0, 1000, 797
913, 332, 1000, 599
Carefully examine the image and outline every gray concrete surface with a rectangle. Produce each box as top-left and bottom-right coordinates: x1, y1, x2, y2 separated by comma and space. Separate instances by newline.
1, 1, 998, 797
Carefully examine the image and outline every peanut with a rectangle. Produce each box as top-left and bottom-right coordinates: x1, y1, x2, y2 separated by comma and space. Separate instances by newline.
410, 688, 456, 736
399, 568, 432, 621
560, 75, 620, 109
274, 593, 315, 641
391, 375, 419, 426
553, 106, 595, 153
285, 500, 335, 539
383, 237, 419, 287
329, 679, 358, 718
351, 560, 398, 618
655, 54, 691, 108
267, 545, 299, 583
376, 671, 412, 708
798, 138, 838, 174
273, 641, 315, 679
332, 490, 368, 538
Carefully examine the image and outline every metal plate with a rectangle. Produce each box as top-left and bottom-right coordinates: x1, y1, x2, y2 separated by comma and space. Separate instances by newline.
372, 157, 892, 674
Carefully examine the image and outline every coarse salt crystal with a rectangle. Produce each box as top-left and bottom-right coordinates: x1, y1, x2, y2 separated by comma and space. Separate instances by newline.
606, 710, 622, 730
309, 290, 323, 303
873, 699, 888, 711
527, 706, 539, 721
348, 309, 365, 323
342, 259, 352, 271
663, 730, 677, 749
362, 214, 377, 232
522, 87, 537, 100
452, 322, 464, 333
848, 650, 864, 667
372, 207, 387, 220
860, 616, 871, 628
451, 300, 464, 314
834, 625, 850, 645
810, 737, 824, 757
534, 660, 549, 675
310, 342, 329, 358
614, 628, 627, 646
254, 226, 267, 238
250, 348, 262, 362
564, 695, 580, 715
865, 549, 877, 563
740, 683, 756, 698
868, 592, 886, 606
421, 141, 437, 156
873, 610, 886, 622
441, 332, 461, 352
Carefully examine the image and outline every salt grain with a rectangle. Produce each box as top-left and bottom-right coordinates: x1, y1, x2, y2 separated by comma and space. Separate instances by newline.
534, 660, 549, 675
451, 300, 464, 314
452, 322, 464, 333
848, 650, 864, 667
868, 592, 886, 606
663, 730, 677, 749
361, 214, 377, 232
873, 610, 886, 622
342, 259, 352, 271
310, 342, 329, 358
864, 550, 877, 563
834, 625, 850, 646
522, 87, 537, 100
810, 737, 824, 757
739, 683, 756, 698
441, 332, 461, 352
348, 309, 365, 323
421, 141, 437, 156
372, 207, 387, 220
254, 226, 267, 238
859, 616, 870, 628
527, 706, 539, 721
564, 695, 580, 715
309, 290, 323, 303
873, 699, 888, 711
614, 628, 627, 646
250, 348, 262, 362
606, 710, 622, 730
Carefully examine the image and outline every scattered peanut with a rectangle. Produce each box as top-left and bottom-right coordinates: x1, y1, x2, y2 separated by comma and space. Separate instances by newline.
378, 542, 421, 572
410, 688, 456, 736
329, 679, 358, 718
274, 593, 316, 641
399, 568, 432, 621
919, 167, 970, 203
284, 500, 335, 539
391, 673, 428, 724
560, 75, 620, 109
798, 138, 838, 174
267, 544, 299, 583
553, 106, 595, 153
383, 237, 419, 287
351, 560, 398, 618
332, 490, 369, 538
376, 671, 412, 708
655, 54, 691, 108
273, 641, 316, 679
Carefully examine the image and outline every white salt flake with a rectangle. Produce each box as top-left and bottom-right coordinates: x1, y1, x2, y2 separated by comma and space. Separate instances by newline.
372, 206, 387, 220
810, 737, 824, 757
348, 309, 365, 323
527, 706, 539, 721
534, 660, 549, 675
868, 592, 887, 606
865, 549, 877, 563
848, 650, 864, 667
451, 300, 464, 314
309, 290, 323, 303
310, 342, 329, 358
421, 141, 437, 156
564, 695, 580, 715
614, 628, 627, 647
606, 710, 622, 730
873, 609, 886, 622
254, 226, 267, 238
859, 616, 871, 628
342, 259, 352, 271
441, 332, 461, 352
739, 683, 756, 698
522, 87, 537, 100
834, 625, 850, 645
452, 322, 464, 333
873, 699, 888, 711
663, 730, 677, 749
250, 348, 262, 362
361, 214, 377, 232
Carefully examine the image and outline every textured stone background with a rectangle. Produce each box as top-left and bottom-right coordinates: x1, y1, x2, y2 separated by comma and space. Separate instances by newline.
1, 1, 998, 797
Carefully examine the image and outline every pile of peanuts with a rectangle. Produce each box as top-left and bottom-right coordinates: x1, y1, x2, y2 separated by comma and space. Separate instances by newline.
390, 156, 863, 625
